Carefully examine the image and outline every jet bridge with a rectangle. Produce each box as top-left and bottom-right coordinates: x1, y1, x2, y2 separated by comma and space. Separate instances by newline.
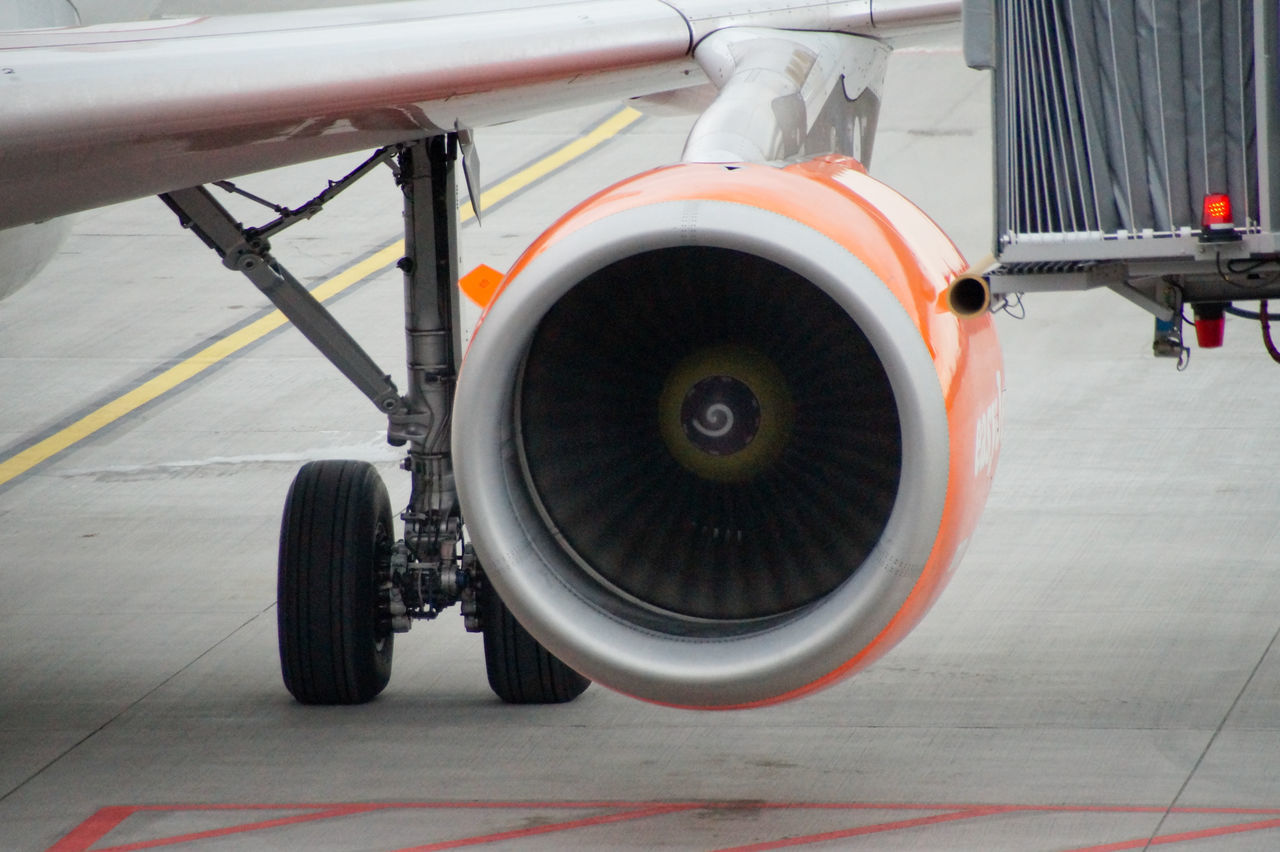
964, 0, 1280, 359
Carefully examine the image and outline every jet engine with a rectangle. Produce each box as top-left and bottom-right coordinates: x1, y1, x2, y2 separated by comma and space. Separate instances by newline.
452, 155, 1002, 709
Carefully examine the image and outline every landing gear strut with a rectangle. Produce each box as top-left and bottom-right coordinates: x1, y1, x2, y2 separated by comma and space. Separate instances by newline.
161, 134, 588, 705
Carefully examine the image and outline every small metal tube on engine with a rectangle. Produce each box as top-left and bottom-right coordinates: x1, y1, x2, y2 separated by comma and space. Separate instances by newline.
946, 254, 993, 317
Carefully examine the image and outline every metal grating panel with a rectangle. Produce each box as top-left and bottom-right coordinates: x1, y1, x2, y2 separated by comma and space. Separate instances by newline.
994, 0, 1258, 255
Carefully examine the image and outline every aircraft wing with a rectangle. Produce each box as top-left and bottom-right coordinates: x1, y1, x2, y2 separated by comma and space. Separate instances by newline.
0, 0, 958, 231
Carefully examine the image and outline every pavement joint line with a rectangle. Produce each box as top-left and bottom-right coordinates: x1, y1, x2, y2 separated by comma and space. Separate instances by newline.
0, 107, 643, 491
1142, 618, 1280, 850
0, 603, 276, 815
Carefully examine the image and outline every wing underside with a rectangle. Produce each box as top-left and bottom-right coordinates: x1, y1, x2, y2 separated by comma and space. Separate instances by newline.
0, 0, 959, 230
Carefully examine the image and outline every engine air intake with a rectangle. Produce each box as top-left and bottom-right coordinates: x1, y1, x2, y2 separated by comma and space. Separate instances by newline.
517, 247, 901, 622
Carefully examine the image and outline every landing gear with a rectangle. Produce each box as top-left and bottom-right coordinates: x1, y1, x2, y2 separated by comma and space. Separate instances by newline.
161, 133, 587, 705
478, 578, 590, 704
278, 460, 394, 704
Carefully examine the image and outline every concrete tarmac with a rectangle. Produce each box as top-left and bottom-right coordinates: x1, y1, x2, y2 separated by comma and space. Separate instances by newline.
3, 47, 1280, 851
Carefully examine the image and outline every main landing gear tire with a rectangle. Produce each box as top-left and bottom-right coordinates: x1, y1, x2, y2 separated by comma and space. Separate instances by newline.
278, 459, 394, 705
479, 579, 590, 704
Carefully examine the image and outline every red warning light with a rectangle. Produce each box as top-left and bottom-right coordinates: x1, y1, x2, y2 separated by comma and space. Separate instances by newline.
1201, 193, 1239, 241
1193, 303, 1226, 348
1203, 194, 1232, 227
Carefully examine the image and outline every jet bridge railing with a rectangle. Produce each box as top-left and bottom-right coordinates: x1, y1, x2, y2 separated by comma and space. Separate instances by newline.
965, 0, 1280, 273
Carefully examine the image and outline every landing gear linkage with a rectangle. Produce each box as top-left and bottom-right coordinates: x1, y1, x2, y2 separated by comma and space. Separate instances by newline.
157, 134, 586, 701
160, 134, 587, 705
170, 137, 472, 628
163, 133, 471, 627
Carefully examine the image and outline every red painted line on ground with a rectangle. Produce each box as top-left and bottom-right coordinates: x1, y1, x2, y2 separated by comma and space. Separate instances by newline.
392, 803, 701, 851
1066, 816, 1280, 851
711, 806, 1010, 852
93, 805, 389, 852
117, 800, 677, 811
1004, 804, 1280, 817
47, 801, 1280, 852
46, 807, 137, 852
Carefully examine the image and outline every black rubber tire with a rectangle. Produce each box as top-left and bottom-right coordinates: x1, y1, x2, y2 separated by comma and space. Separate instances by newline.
278, 460, 394, 704
479, 578, 590, 704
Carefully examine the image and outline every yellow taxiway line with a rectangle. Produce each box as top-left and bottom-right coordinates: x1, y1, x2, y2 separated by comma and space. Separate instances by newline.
0, 107, 643, 488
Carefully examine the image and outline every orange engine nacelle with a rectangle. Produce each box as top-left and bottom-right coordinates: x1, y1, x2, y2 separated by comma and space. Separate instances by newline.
452, 156, 1002, 709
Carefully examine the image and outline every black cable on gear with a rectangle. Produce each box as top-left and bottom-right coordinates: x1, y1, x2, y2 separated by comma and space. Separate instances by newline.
1260, 300, 1280, 364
